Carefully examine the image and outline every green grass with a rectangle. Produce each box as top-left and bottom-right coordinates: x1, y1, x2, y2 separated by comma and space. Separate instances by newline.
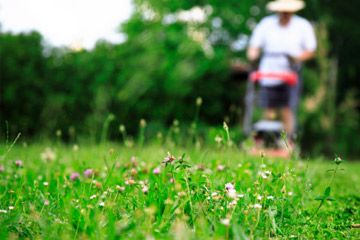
0, 143, 359, 239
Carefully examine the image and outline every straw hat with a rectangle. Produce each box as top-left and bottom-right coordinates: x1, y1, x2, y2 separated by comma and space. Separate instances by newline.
267, 0, 305, 12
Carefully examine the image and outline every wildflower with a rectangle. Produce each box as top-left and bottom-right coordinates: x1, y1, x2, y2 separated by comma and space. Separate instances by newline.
119, 124, 126, 133
15, 160, 23, 167
43, 182, 49, 187
101, 191, 108, 199
257, 195, 263, 201
8, 206, 14, 210
70, 172, 80, 181
163, 152, 176, 164
177, 191, 186, 197
253, 204, 262, 209
267, 196, 274, 200
0, 210, 8, 213
334, 156, 342, 165
288, 192, 293, 196
99, 202, 105, 207
169, 178, 175, 183
220, 218, 230, 226
228, 200, 238, 208
237, 194, 245, 198
94, 181, 102, 189
156, 132, 163, 139
83, 169, 94, 178
40, 148, 56, 162
227, 189, 237, 199
259, 170, 271, 179
196, 97, 203, 106
44, 200, 50, 206
215, 135, 223, 144
90, 194, 97, 200
140, 119, 147, 128
142, 186, 149, 194
225, 183, 235, 191
125, 179, 136, 185
153, 167, 161, 175
116, 185, 125, 192
130, 168, 138, 176
196, 164, 205, 171
217, 165, 225, 171
56, 129, 62, 137
223, 122, 229, 131
131, 156, 138, 166
73, 144, 79, 151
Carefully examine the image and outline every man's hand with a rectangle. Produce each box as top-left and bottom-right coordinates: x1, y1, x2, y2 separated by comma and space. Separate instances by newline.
247, 47, 261, 62
290, 50, 315, 64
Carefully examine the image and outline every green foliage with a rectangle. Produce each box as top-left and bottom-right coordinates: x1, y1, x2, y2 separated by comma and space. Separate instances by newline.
1, 0, 360, 156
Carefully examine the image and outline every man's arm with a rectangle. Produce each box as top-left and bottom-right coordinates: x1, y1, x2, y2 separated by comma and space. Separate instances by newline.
247, 47, 261, 62
296, 50, 315, 62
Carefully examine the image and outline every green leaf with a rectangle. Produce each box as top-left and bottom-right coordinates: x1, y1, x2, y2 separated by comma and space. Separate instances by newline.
324, 187, 331, 198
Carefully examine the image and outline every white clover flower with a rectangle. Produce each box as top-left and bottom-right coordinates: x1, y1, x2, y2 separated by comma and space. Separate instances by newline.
220, 218, 230, 226
259, 170, 272, 179
116, 185, 125, 192
257, 195, 263, 201
288, 192, 293, 196
267, 196, 274, 200
8, 206, 14, 210
237, 194, 245, 198
217, 165, 225, 171
215, 135, 223, 144
253, 204, 262, 209
227, 200, 238, 208
142, 186, 149, 194
211, 192, 218, 197
0, 210, 8, 213
227, 189, 237, 199
41, 148, 56, 161
43, 182, 49, 186
90, 195, 97, 200
99, 202, 105, 207
177, 191, 186, 197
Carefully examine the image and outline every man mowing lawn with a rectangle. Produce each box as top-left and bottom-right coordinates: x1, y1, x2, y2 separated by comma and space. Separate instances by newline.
247, 0, 317, 151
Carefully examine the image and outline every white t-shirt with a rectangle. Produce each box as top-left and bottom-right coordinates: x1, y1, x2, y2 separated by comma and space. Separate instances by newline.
249, 14, 317, 86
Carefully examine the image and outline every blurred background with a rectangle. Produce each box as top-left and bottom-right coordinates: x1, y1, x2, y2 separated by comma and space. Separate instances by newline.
0, 0, 359, 157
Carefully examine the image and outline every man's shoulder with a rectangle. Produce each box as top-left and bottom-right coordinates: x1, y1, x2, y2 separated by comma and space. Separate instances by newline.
292, 15, 313, 28
259, 15, 278, 24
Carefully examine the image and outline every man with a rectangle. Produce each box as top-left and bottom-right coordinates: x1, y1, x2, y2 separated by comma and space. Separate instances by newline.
247, 0, 316, 142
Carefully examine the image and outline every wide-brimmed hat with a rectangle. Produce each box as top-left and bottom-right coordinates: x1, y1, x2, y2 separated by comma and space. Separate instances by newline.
267, 0, 305, 12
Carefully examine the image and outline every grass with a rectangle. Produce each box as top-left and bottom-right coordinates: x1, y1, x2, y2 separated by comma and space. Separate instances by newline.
0, 142, 359, 239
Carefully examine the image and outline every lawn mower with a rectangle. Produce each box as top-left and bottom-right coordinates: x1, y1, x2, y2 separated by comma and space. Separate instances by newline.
243, 69, 299, 158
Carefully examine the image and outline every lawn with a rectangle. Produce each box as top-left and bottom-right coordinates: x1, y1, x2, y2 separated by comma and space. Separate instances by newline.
0, 143, 359, 239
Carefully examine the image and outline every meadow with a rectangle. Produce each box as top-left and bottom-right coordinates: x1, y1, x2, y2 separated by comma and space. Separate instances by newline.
0, 139, 359, 239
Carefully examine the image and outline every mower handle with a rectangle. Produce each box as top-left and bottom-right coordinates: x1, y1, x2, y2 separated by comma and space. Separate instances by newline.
249, 71, 298, 86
